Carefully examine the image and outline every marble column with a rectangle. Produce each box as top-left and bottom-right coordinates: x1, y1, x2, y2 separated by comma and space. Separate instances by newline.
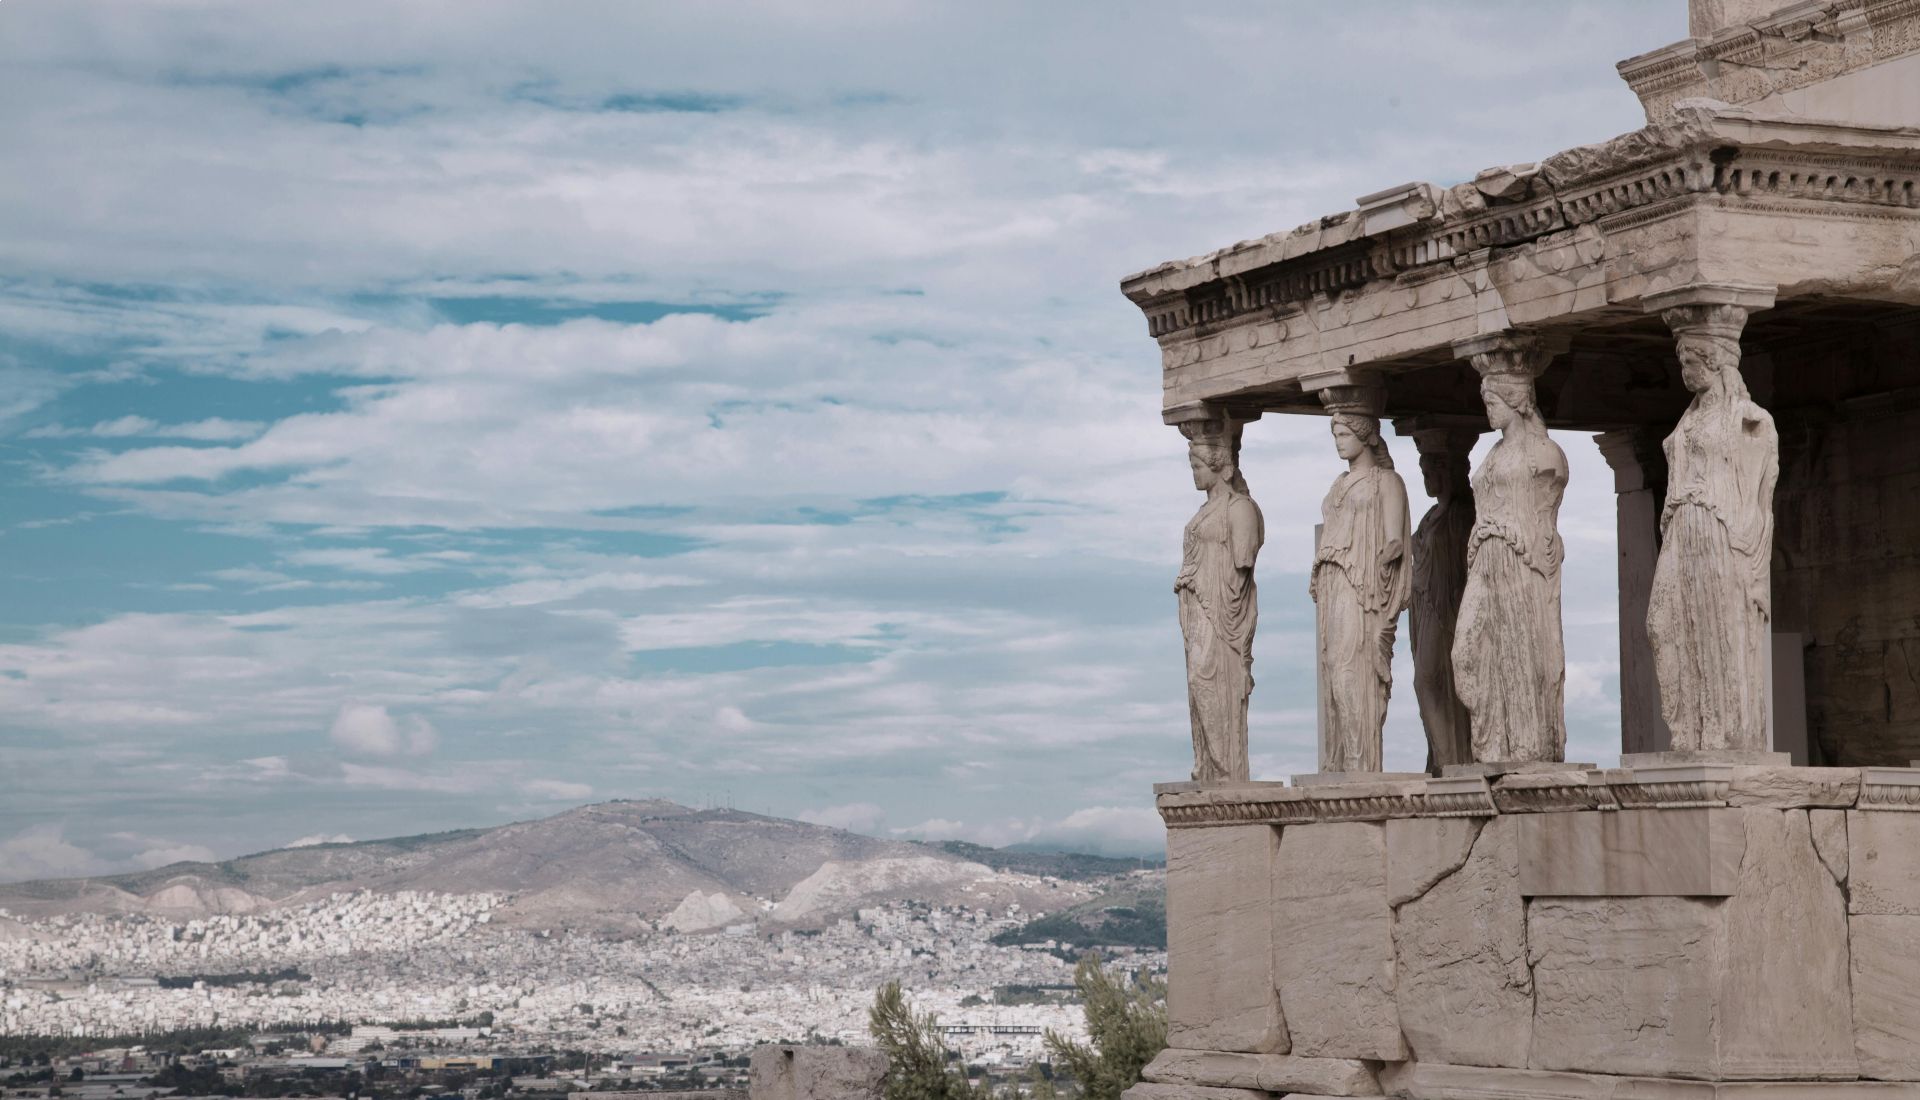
1394, 419, 1480, 773
1594, 428, 1672, 756
1450, 332, 1570, 765
1171, 405, 1265, 783
1302, 373, 1410, 774
1640, 284, 1780, 758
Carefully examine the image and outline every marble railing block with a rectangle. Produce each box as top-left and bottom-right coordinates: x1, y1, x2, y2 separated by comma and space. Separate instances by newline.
1529, 895, 1724, 1078
1140, 1049, 1381, 1096
1847, 811, 1920, 915
1121, 1082, 1274, 1098
1392, 816, 1532, 1068
1528, 810, 1855, 1080
1516, 808, 1746, 896
1121, 1083, 1274, 1100
1272, 822, 1406, 1061
1381, 1061, 1919, 1100
1165, 824, 1286, 1053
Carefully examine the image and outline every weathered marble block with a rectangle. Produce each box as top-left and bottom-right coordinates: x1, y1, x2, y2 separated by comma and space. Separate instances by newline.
1392, 816, 1532, 1068
1140, 1049, 1380, 1096
1849, 812, 1920, 1078
1529, 810, 1854, 1080
1272, 821, 1405, 1060
1517, 808, 1746, 896
1165, 824, 1286, 1053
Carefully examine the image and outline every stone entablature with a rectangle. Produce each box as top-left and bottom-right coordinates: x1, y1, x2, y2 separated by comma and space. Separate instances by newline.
1142, 769, 1920, 1100
1122, 107, 1920, 421
1619, 0, 1920, 121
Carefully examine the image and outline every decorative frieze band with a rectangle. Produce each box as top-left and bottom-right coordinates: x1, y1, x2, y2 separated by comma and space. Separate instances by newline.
1155, 765, 1920, 826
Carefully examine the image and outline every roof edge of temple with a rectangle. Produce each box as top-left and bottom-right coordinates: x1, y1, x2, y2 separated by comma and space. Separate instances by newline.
1118, 101, 1920, 337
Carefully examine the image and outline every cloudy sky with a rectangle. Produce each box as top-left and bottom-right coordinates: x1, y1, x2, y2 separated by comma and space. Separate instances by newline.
0, 0, 1683, 876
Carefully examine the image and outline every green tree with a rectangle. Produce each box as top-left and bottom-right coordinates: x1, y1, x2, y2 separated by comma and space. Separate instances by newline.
869, 982, 987, 1100
1042, 955, 1167, 1100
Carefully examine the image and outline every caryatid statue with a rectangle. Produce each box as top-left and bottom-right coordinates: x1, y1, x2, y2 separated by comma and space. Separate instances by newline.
1310, 387, 1410, 773
1174, 413, 1264, 782
1451, 334, 1569, 764
1405, 425, 1478, 771
1646, 297, 1779, 753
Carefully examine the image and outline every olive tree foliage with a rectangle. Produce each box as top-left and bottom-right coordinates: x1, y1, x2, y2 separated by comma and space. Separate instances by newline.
869, 954, 1165, 1100
1042, 954, 1167, 1100
868, 982, 1055, 1100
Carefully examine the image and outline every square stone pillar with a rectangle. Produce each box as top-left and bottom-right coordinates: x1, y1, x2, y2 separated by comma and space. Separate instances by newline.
1595, 428, 1672, 757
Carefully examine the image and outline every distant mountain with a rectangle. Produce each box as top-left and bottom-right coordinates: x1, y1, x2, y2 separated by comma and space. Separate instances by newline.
0, 800, 1110, 934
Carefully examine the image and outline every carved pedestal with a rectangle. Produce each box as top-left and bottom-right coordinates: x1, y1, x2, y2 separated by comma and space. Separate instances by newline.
1136, 767, 1920, 1100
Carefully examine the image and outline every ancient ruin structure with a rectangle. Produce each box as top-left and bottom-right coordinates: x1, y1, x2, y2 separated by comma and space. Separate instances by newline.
1127, 1, 1920, 1097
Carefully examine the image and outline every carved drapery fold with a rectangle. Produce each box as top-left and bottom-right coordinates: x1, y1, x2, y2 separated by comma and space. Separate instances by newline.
1643, 285, 1780, 755
1398, 420, 1480, 772
1451, 333, 1570, 764
1174, 408, 1264, 782
1308, 378, 1411, 773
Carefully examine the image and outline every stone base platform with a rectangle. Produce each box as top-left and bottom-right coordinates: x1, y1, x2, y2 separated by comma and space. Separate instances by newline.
1154, 766, 1920, 1098
1124, 1058, 1920, 1099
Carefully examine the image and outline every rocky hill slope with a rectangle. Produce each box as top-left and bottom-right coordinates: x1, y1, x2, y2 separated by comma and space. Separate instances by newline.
0, 801, 1118, 934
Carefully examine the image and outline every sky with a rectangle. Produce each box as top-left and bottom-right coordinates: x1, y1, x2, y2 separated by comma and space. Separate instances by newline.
0, 0, 1686, 876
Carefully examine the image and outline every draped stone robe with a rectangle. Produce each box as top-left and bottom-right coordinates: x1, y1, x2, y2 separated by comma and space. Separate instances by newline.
1311, 465, 1411, 772
1411, 493, 1475, 770
1647, 392, 1778, 751
1452, 430, 1569, 762
1177, 485, 1264, 781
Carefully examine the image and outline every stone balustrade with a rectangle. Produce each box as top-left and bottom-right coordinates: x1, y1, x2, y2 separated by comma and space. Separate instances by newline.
1136, 765, 1920, 1100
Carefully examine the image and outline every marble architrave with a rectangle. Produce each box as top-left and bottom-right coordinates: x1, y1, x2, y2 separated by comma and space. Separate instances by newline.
1308, 383, 1411, 774
1642, 287, 1779, 756
1175, 412, 1264, 782
1451, 334, 1569, 765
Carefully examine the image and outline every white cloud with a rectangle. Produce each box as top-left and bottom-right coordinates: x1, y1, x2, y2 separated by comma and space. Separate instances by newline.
285, 833, 353, 848
328, 703, 438, 758
0, 0, 1671, 861
797, 802, 885, 834
130, 841, 218, 870
0, 826, 104, 884
520, 778, 593, 800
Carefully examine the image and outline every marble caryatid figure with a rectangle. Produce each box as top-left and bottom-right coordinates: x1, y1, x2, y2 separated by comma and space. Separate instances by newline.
1452, 337, 1569, 763
1647, 303, 1779, 752
1408, 427, 1477, 771
1175, 414, 1264, 782
1310, 393, 1410, 773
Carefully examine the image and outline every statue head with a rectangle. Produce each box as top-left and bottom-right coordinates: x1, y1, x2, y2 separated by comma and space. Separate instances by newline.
1330, 413, 1393, 470
1675, 332, 1744, 394
1479, 373, 1538, 432
1663, 303, 1749, 396
1180, 416, 1245, 493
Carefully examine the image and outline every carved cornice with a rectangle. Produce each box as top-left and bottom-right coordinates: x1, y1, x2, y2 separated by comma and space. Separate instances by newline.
1153, 766, 1920, 828
1859, 767, 1920, 810
1618, 0, 1920, 120
1603, 764, 1736, 809
1490, 773, 1615, 814
1121, 107, 1920, 348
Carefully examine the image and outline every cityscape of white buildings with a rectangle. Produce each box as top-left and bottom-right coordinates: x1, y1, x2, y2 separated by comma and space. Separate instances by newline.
0, 890, 1159, 1064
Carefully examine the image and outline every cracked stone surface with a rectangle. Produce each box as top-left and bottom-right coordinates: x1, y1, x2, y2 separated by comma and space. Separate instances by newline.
1166, 824, 1286, 1053
1850, 811, 1920, 915
1393, 815, 1531, 1068
1716, 810, 1857, 1080
1272, 822, 1405, 1061
1812, 809, 1849, 885
1851, 913, 1920, 1079
1385, 817, 1482, 907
